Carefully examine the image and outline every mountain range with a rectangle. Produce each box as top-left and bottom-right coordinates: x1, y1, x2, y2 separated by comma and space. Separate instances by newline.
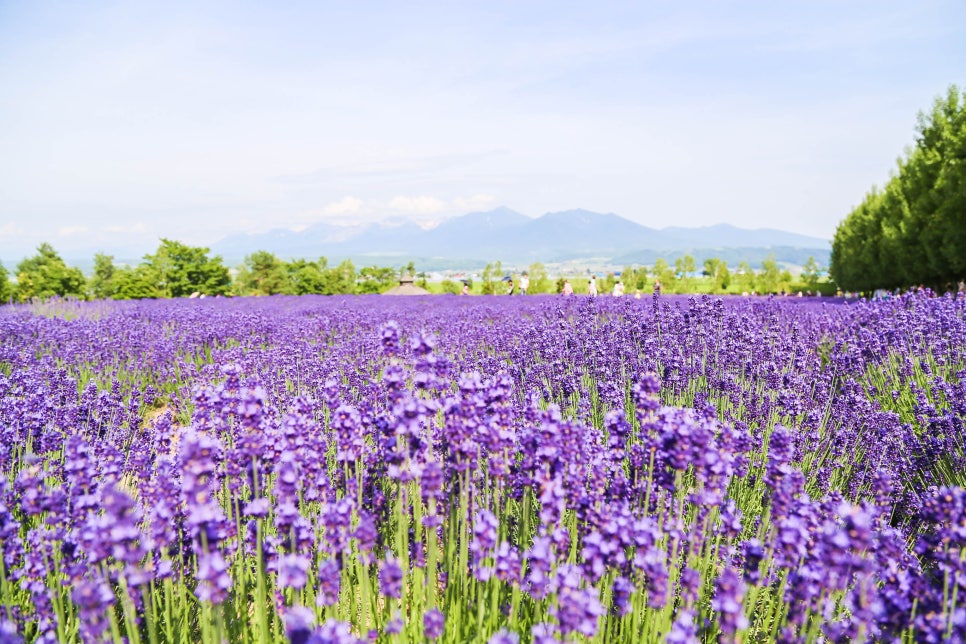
211, 207, 830, 269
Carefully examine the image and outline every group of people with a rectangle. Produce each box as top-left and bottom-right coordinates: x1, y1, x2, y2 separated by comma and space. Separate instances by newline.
559, 277, 638, 298
461, 272, 644, 297
505, 273, 530, 296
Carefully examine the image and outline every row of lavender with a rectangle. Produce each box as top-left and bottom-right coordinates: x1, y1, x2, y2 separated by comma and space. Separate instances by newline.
0, 292, 963, 642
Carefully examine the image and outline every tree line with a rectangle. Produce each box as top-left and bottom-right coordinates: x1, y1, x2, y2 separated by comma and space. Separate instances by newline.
830, 85, 966, 292
0, 240, 403, 303
480, 255, 827, 296
0, 240, 830, 304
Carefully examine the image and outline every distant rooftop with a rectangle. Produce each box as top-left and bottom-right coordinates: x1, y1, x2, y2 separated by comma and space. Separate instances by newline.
383, 274, 431, 296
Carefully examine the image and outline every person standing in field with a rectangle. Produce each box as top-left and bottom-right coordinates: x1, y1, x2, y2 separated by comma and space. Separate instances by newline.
506, 279, 515, 295
562, 280, 574, 296
520, 273, 530, 295
613, 281, 625, 297
588, 276, 598, 297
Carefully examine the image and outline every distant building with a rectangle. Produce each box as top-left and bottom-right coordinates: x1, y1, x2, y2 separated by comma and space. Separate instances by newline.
383, 275, 431, 296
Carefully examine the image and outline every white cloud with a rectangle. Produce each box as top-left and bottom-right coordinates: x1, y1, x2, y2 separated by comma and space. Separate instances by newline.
0, 222, 23, 238
388, 195, 446, 216
322, 196, 364, 216
58, 225, 89, 237
453, 194, 497, 212
104, 222, 147, 234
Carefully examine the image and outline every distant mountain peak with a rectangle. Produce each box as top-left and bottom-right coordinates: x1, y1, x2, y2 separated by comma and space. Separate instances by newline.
209, 207, 829, 267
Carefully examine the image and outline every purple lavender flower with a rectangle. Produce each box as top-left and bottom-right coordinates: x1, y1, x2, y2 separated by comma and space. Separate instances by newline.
72, 575, 114, 643
385, 616, 404, 635
284, 606, 315, 644
277, 553, 310, 590
317, 559, 342, 607
317, 619, 361, 644
0, 619, 21, 644
740, 539, 765, 584
380, 321, 403, 357
525, 535, 555, 599
244, 497, 271, 518
612, 576, 634, 617
487, 629, 519, 644
195, 550, 232, 603
494, 541, 521, 584
378, 554, 403, 599
638, 548, 668, 609
553, 565, 606, 638
531, 623, 560, 644
667, 609, 699, 644
423, 608, 445, 640
712, 566, 748, 638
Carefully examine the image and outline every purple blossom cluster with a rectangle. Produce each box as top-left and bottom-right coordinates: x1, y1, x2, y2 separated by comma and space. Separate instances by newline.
0, 290, 962, 642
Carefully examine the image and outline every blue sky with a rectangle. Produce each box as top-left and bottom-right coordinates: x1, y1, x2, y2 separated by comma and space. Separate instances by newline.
1, 1, 964, 261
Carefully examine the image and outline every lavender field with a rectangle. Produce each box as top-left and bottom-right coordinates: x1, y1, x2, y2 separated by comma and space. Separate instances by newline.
0, 292, 963, 643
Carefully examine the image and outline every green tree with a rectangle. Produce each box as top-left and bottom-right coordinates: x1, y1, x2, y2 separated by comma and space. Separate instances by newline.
621, 265, 648, 293
526, 262, 552, 294
88, 252, 118, 300
325, 259, 357, 294
652, 258, 675, 290
714, 261, 731, 292
358, 266, 397, 294
287, 259, 327, 295
235, 251, 292, 296
703, 258, 721, 278
801, 257, 821, 291
0, 261, 11, 304
481, 263, 496, 295
15, 243, 86, 302
674, 255, 696, 291
831, 85, 966, 291
143, 239, 230, 298
736, 261, 756, 293
112, 265, 160, 300
758, 255, 782, 294
439, 279, 462, 295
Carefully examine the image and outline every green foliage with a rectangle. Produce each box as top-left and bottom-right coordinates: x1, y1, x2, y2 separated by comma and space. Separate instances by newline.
757, 255, 782, 294
327, 259, 357, 295
673, 254, 696, 290
831, 85, 966, 292
713, 260, 731, 292
286, 259, 327, 295
0, 261, 11, 304
143, 239, 231, 298
88, 252, 118, 300
112, 265, 160, 300
620, 265, 649, 293
281, 258, 357, 295
652, 258, 675, 290
801, 257, 821, 291
15, 243, 86, 302
526, 263, 553, 294
357, 266, 398, 294
235, 251, 292, 296
481, 263, 497, 295
439, 279, 462, 295
735, 261, 756, 293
